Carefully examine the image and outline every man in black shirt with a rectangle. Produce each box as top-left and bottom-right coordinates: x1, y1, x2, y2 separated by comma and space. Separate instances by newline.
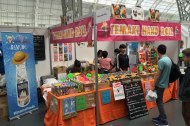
117, 44, 129, 71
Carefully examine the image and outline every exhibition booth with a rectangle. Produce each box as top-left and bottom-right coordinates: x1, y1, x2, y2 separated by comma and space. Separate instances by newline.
0, 3, 184, 126
42, 7, 180, 125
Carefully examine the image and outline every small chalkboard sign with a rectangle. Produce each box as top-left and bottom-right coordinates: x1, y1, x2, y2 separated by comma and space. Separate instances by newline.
121, 78, 148, 120
33, 35, 45, 60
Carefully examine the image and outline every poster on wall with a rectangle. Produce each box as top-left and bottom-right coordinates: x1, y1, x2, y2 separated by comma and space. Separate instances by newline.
68, 43, 72, 53
69, 54, 72, 61
59, 43, 63, 61
148, 9, 160, 22
64, 54, 68, 61
53, 44, 58, 62
1, 32, 38, 120
68, 43, 72, 61
111, 4, 127, 19
66, 10, 74, 24
87, 40, 94, 47
77, 42, 86, 48
64, 45, 68, 54
131, 6, 144, 21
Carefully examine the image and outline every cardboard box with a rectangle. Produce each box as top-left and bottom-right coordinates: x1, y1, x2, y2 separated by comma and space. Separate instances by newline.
53, 66, 67, 74
53, 66, 61, 73
53, 66, 67, 79
98, 81, 110, 89
82, 83, 95, 92
57, 73, 67, 80
0, 96, 8, 120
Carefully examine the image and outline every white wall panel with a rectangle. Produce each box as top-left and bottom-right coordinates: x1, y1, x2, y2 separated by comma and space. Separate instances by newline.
153, 41, 179, 64
75, 42, 115, 61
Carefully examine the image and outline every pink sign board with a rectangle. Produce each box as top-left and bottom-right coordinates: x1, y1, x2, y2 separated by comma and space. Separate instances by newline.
97, 18, 181, 41
50, 17, 93, 43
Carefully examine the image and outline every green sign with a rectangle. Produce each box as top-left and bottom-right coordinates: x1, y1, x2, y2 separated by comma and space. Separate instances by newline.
76, 95, 86, 111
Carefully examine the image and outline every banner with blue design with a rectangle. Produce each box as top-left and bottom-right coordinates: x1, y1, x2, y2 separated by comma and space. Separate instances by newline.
1, 32, 38, 120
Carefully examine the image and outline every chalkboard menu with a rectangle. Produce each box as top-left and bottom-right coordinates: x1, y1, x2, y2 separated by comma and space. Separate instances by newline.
33, 35, 45, 60
121, 78, 148, 120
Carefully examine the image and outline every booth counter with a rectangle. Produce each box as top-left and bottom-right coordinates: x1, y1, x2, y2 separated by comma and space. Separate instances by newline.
98, 79, 178, 124
44, 79, 178, 126
44, 91, 96, 126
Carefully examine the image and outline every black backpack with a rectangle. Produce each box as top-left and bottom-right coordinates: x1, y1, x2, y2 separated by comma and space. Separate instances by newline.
169, 59, 181, 83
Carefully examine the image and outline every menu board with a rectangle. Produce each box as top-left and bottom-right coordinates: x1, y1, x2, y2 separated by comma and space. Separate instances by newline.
121, 78, 148, 120
33, 35, 45, 60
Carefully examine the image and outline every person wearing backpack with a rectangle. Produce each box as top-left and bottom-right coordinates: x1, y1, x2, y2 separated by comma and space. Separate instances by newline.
152, 45, 172, 126
117, 44, 129, 72
179, 48, 190, 126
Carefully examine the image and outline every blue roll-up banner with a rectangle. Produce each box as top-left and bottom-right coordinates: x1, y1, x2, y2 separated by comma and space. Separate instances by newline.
1, 32, 38, 120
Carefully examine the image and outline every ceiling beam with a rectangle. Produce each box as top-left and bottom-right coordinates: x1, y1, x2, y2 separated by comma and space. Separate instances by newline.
136, 0, 144, 7
150, 0, 163, 9
34, 0, 39, 27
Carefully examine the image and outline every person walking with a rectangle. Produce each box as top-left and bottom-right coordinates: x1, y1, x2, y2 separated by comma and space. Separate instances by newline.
179, 48, 190, 126
152, 44, 172, 126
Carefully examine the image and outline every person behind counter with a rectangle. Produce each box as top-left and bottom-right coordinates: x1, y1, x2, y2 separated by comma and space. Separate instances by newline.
66, 60, 84, 74
99, 51, 113, 74
97, 50, 103, 62
109, 48, 120, 72
179, 48, 190, 126
117, 44, 129, 72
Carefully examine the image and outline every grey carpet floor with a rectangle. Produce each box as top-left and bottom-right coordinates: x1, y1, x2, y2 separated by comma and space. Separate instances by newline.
0, 100, 185, 126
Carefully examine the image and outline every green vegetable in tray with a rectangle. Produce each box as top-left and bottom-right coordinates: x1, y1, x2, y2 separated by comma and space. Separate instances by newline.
179, 53, 183, 58
139, 66, 143, 72
86, 73, 92, 79
68, 73, 74, 79
154, 53, 157, 58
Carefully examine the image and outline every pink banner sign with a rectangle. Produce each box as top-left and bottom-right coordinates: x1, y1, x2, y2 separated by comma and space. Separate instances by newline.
97, 18, 181, 41
50, 17, 93, 43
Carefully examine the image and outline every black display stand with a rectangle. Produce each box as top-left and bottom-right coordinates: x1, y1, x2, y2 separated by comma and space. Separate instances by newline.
33, 35, 45, 60
121, 78, 148, 120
